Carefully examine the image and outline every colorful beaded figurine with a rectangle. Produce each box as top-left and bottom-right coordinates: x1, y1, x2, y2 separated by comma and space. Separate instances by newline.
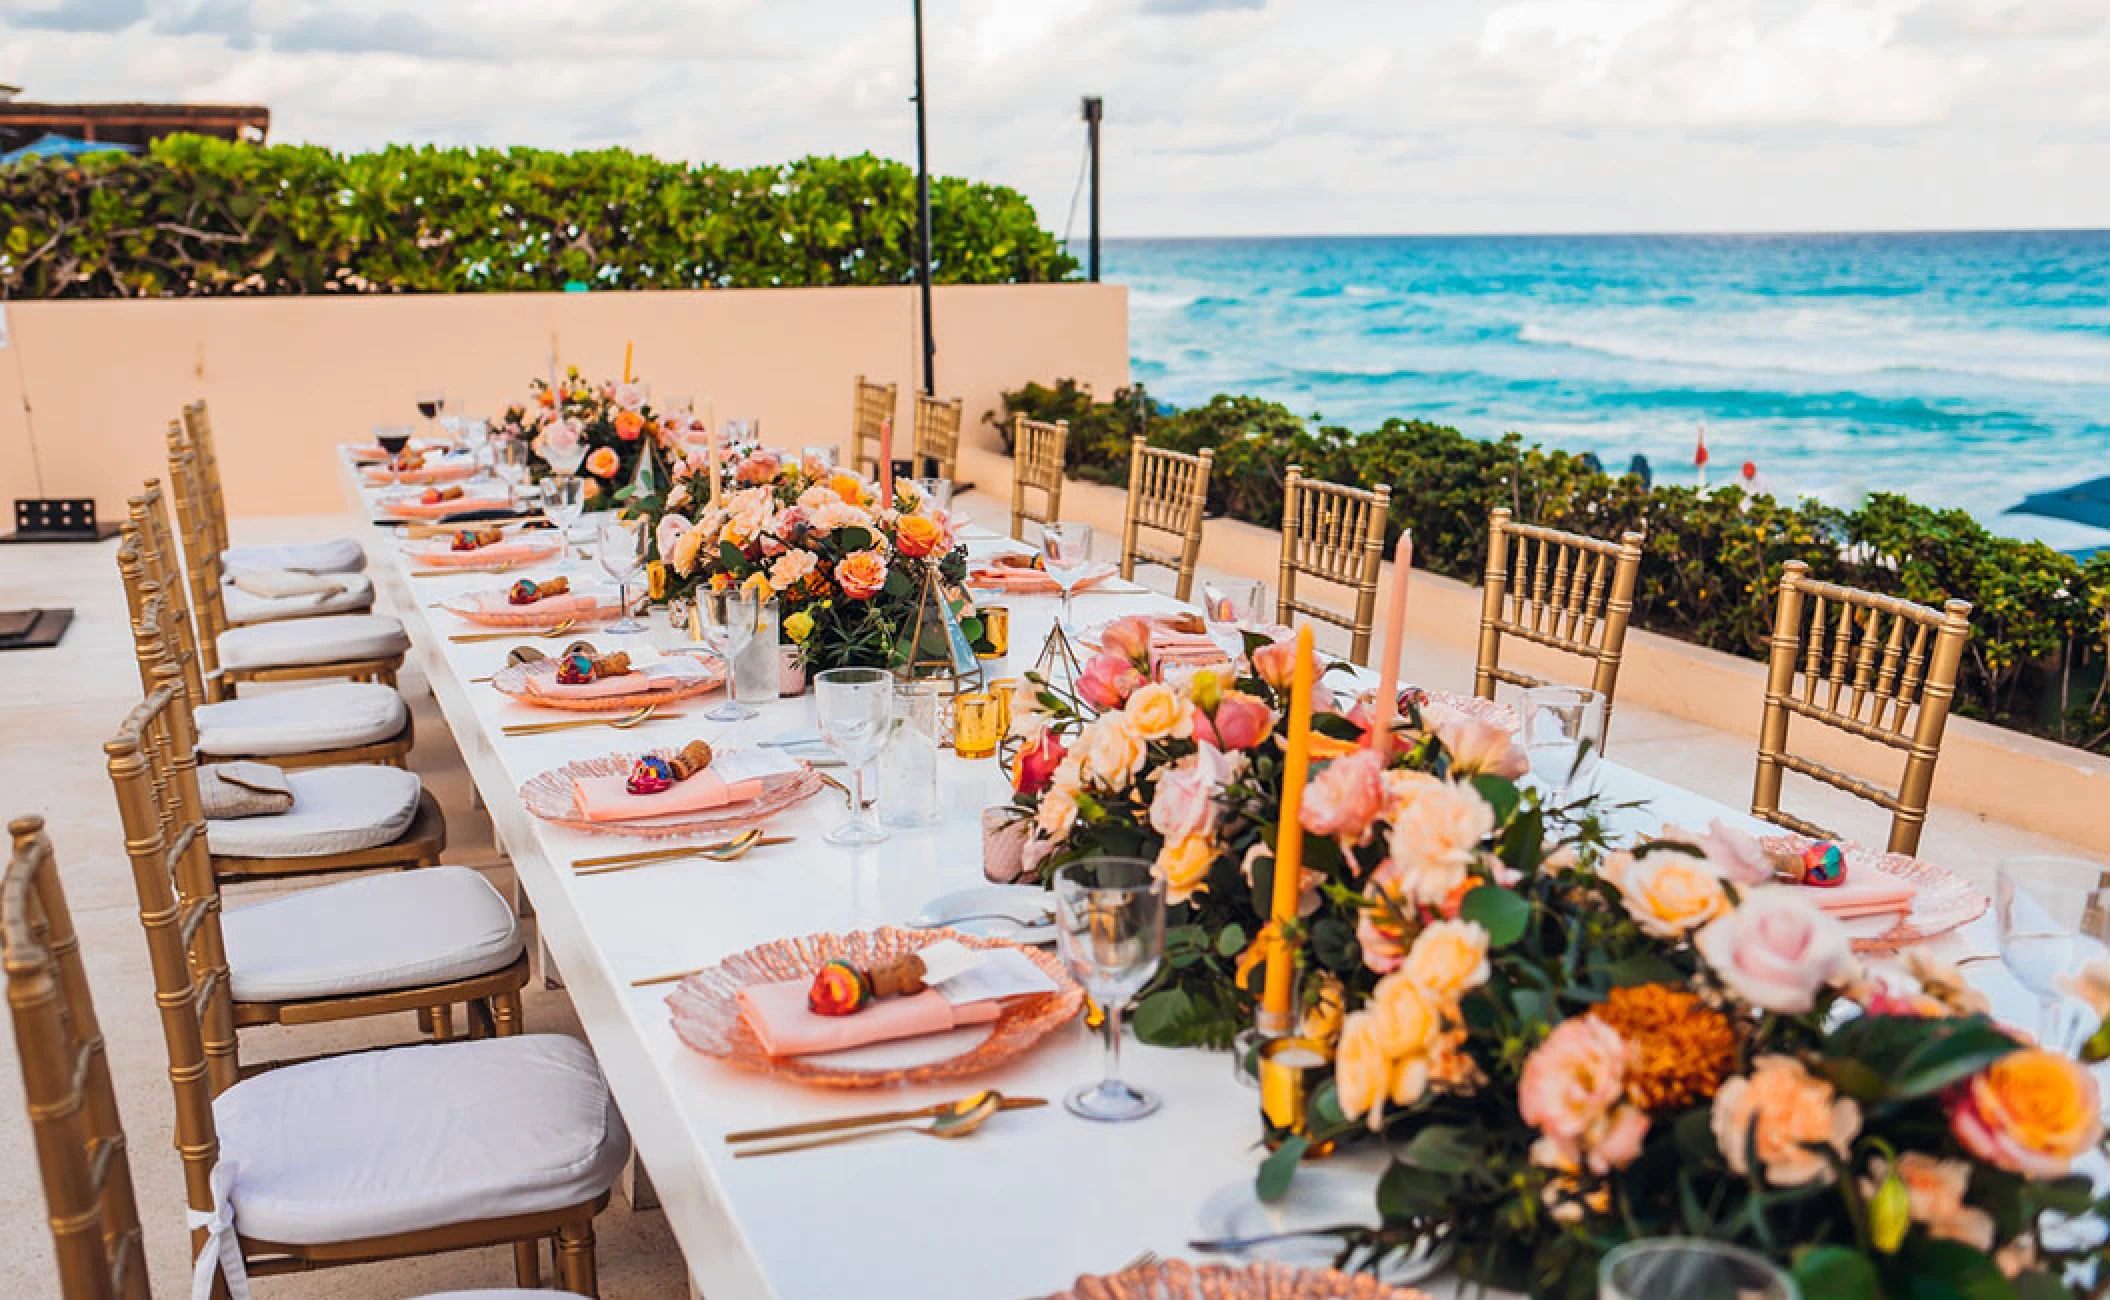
420, 485, 464, 505
807, 960, 871, 1016
555, 650, 629, 685
451, 527, 503, 552
508, 576, 568, 606
626, 754, 678, 795
1799, 841, 1847, 887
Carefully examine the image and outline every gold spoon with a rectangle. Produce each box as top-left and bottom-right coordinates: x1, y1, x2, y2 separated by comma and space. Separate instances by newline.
725, 1091, 1042, 1144
450, 618, 578, 644
573, 831, 790, 877
500, 703, 672, 736
732, 1091, 1002, 1158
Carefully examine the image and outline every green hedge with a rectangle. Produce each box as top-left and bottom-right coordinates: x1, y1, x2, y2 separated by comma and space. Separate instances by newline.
990, 379, 2110, 756
0, 136, 1076, 297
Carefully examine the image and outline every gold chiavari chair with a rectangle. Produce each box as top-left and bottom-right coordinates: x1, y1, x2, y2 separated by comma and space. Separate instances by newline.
1277, 466, 1392, 665
913, 391, 965, 483
850, 374, 898, 479
116, 525, 415, 770
1120, 438, 1213, 603
177, 400, 369, 580
158, 449, 409, 701
4, 816, 150, 1300
1474, 508, 1647, 734
104, 709, 625, 1297
122, 595, 445, 885
1009, 415, 1069, 542
110, 656, 522, 1054
1752, 560, 1973, 856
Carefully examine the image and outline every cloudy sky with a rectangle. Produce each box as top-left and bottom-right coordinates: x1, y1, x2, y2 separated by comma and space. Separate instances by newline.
4, 0, 2106, 235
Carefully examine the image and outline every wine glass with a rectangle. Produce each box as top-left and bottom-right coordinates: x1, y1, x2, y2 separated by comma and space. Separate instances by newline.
815, 666, 894, 846
595, 514, 648, 635
374, 423, 413, 457
1052, 857, 1165, 1122
1521, 686, 1606, 799
1599, 1240, 1793, 1300
1040, 521, 1098, 633
696, 589, 762, 721
492, 437, 531, 510
1996, 856, 2110, 1051
458, 415, 490, 471
1200, 577, 1269, 657
416, 389, 445, 440
540, 476, 586, 571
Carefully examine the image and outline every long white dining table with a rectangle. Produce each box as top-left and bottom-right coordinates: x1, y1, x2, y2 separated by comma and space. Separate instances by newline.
339, 452, 2039, 1300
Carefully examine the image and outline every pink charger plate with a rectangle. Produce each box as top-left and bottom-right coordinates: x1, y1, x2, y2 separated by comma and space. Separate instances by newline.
521, 749, 820, 838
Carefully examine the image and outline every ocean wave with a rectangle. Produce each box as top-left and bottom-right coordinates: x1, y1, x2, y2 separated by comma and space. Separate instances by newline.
1518, 320, 2110, 387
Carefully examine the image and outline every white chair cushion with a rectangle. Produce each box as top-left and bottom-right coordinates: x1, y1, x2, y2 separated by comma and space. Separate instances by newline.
224, 573, 376, 623
217, 614, 409, 672
222, 866, 522, 1002
419, 1293, 591, 1299
223, 537, 369, 575
194, 683, 408, 758
213, 1034, 630, 1245
205, 765, 421, 859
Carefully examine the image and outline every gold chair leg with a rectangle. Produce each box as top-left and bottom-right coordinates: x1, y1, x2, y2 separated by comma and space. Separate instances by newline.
514, 1238, 542, 1287
428, 1003, 453, 1041
493, 989, 524, 1037
557, 1219, 599, 1296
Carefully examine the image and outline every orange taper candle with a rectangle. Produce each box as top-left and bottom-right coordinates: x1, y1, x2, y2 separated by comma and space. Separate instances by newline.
877, 414, 895, 507
1260, 624, 1316, 1034
1368, 530, 1413, 757
622, 341, 634, 384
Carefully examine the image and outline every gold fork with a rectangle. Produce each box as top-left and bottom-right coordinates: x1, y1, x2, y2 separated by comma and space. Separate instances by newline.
500, 704, 676, 736
574, 832, 793, 877
450, 618, 578, 644
412, 562, 514, 578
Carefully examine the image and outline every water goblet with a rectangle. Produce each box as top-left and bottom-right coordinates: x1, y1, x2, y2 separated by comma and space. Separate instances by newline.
492, 437, 532, 510
1039, 521, 1098, 634
1521, 685, 1606, 800
1996, 855, 2110, 1051
1052, 857, 1165, 1122
696, 589, 762, 721
1598, 1239, 1795, 1300
458, 415, 490, 471
595, 514, 649, 635
1200, 577, 1269, 657
816, 667, 894, 846
540, 432, 587, 480
539, 476, 586, 570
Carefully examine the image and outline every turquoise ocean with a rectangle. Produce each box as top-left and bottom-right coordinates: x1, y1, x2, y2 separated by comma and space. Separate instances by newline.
1105, 232, 2110, 547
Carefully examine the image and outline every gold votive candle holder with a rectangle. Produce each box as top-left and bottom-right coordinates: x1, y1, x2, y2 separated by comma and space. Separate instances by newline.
989, 676, 1024, 737
646, 560, 668, 601
977, 605, 1010, 659
952, 691, 1002, 759
1258, 1036, 1338, 1156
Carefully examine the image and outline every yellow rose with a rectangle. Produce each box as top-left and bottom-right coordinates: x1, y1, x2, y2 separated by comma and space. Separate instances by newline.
1125, 682, 1194, 742
1401, 919, 1492, 1005
1075, 712, 1148, 791
1154, 833, 1216, 904
1618, 849, 1730, 939
669, 527, 706, 577
1334, 1011, 1391, 1127
741, 572, 774, 601
783, 610, 815, 643
827, 471, 867, 506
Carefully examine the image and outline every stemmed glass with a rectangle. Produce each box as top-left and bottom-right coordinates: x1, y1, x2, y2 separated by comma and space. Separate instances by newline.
540, 477, 585, 571
541, 433, 587, 480
912, 477, 955, 513
695, 589, 762, 721
1040, 521, 1098, 634
1053, 858, 1165, 1121
492, 438, 531, 510
815, 667, 894, 846
458, 415, 489, 471
1200, 577, 1269, 658
374, 423, 413, 457
595, 514, 648, 635
1521, 686, 1607, 800
1996, 856, 2110, 1051
416, 389, 446, 440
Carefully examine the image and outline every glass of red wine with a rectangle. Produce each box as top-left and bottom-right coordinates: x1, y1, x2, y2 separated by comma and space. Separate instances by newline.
415, 389, 446, 440
374, 424, 413, 456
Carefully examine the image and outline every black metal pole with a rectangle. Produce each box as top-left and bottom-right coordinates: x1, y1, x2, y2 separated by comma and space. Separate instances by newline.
912, 0, 935, 395
1082, 96, 1103, 283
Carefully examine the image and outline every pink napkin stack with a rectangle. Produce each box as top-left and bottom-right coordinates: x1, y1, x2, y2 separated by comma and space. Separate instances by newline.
735, 981, 1003, 1057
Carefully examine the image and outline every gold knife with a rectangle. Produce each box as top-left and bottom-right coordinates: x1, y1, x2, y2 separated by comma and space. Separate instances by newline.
724, 1097, 1046, 1145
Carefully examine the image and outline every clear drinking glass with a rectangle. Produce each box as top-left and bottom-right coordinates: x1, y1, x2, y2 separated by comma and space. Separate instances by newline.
1599, 1239, 1796, 1300
459, 415, 490, 471
492, 437, 532, 509
696, 589, 762, 721
1521, 685, 1607, 799
912, 477, 955, 513
1200, 577, 1270, 657
1052, 857, 1166, 1122
540, 476, 585, 570
1996, 855, 2110, 1051
880, 679, 944, 829
816, 667, 894, 846
1040, 521, 1098, 634
595, 514, 649, 635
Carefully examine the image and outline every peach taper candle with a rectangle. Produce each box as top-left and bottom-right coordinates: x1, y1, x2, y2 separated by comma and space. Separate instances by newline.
1260, 624, 1317, 1035
1368, 530, 1413, 757
878, 414, 895, 507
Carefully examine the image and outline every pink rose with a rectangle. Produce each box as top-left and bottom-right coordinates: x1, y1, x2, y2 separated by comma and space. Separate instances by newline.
1014, 732, 1066, 796
1713, 1055, 1860, 1186
1661, 820, 1774, 887
613, 381, 646, 411
1301, 748, 1388, 847
1077, 653, 1145, 711
1520, 1017, 1650, 1176
1357, 905, 1410, 974
655, 513, 693, 564
1251, 636, 1297, 690
1427, 704, 1530, 780
1098, 615, 1155, 668
1694, 890, 1851, 1014
735, 451, 781, 485
1193, 690, 1273, 751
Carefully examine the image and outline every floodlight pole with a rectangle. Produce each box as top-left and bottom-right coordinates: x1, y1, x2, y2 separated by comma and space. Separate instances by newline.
912, 0, 936, 395
1082, 96, 1103, 282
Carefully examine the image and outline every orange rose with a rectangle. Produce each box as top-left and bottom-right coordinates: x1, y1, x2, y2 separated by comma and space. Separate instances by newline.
837, 549, 888, 600
613, 409, 644, 441
585, 446, 620, 478
894, 512, 946, 559
827, 472, 867, 506
1950, 1048, 2101, 1179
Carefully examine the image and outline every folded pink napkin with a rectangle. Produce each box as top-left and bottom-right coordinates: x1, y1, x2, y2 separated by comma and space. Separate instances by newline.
413, 541, 557, 568
570, 770, 762, 822
364, 462, 475, 486
736, 978, 1004, 1057
1768, 877, 1919, 919
968, 564, 1113, 595
524, 668, 692, 700
467, 591, 602, 619
384, 494, 512, 520
1151, 630, 1231, 665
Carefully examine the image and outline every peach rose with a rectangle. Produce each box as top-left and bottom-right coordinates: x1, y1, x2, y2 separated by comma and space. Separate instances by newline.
669, 526, 706, 577
1520, 1017, 1650, 1175
1036, 780, 1079, 838
585, 446, 620, 478
1382, 781, 1495, 906
1401, 919, 1492, 1005
768, 548, 819, 593
1148, 748, 1230, 841
807, 500, 873, 536
1334, 1010, 1392, 1126
1074, 711, 1148, 791
1357, 890, 1411, 974
1862, 1153, 1995, 1251
1712, 1054, 1861, 1186
894, 511, 947, 559
1078, 653, 1145, 712
1154, 833, 1216, 905
1368, 970, 1440, 1060
1193, 690, 1273, 751
1251, 636, 1297, 690
1300, 748, 1388, 847
1949, 1048, 2101, 1179
1098, 615, 1156, 667
735, 450, 780, 485
836, 549, 888, 600
1695, 889, 1851, 1013
613, 409, 644, 441
1616, 847, 1730, 940
722, 487, 776, 544
1427, 704, 1530, 780
1125, 682, 1194, 742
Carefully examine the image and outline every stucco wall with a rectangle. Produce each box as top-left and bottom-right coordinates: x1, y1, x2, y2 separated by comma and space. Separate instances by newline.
0, 282, 1127, 518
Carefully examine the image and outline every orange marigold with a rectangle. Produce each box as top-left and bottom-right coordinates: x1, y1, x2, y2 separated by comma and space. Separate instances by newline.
1590, 983, 1737, 1111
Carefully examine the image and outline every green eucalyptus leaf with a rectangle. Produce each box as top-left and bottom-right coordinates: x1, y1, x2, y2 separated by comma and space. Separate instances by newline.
1255, 1135, 1308, 1203
1459, 885, 1530, 947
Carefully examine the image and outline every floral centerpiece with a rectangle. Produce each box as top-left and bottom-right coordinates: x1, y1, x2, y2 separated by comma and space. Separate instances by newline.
637, 446, 989, 674
1001, 623, 2108, 1299
490, 365, 701, 510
